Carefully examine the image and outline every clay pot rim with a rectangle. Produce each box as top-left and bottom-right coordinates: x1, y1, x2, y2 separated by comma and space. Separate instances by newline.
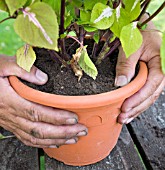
9, 61, 148, 109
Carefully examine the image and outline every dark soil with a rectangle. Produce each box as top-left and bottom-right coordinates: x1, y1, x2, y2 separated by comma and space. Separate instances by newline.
22, 50, 118, 95
21, 40, 137, 96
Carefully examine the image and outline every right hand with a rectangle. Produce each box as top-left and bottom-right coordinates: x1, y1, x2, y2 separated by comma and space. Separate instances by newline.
0, 55, 88, 148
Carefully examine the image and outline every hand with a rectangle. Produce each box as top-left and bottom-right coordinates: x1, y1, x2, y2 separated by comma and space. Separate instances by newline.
116, 14, 165, 124
0, 55, 88, 148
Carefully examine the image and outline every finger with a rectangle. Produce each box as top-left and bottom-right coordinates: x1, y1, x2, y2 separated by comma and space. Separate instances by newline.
14, 129, 78, 148
0, 119, 16, 133
115, 46, 141, 87
0, 56, 48, 85
1, 77, 78, 126
15, 133, 49, 148
4, 91, 78, 126
14, 116, 88, 139
122, 56, 164, 113
118, 78, 165, 124
21, 102, 78, 125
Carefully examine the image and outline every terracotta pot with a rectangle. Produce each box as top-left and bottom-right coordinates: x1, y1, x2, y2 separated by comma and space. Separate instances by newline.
9, 62, 147, 166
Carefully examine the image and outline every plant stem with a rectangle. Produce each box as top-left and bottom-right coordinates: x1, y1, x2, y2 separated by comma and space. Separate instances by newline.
104, 39, 121, 58
140, 1, 165, 28
0, 135, 15, 140
59, 0, 69, 60
60, 0, 65, 35
92, 42, 98, 58
0, 16, 15, 24
137, 0, 151, 21
113, 0, 121, 9
96, 30, 113, 64
79, 26, 85, 45
66, 41, 77, 53
96, 40, 111, 65
92, 30, 105, 58
49, 50, 68, 67
67, 35, 83, 48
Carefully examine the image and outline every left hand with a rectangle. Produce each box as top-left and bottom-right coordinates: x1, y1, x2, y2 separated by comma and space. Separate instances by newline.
116, 14, 165, 124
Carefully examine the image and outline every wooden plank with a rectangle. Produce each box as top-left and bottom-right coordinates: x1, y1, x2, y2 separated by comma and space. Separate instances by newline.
45, 125, 145, 170
0, 128, 39, 170
128, 90, 165, 170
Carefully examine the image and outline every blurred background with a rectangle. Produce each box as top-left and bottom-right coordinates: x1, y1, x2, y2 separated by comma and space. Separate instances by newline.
0, 0, 165, 56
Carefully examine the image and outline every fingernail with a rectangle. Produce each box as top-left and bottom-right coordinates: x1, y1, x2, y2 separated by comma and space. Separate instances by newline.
125, 108, 131, 112
36, 69, 48, 82
77, 130, 88, 137
48, 145, 58, 148
66, 118, 78, 125
65, 138, 77, 144
115, 75, 128, 87
126, 118, 134, 124
122, 118, 129, 124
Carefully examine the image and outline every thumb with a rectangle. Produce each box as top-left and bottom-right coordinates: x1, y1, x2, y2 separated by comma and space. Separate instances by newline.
0, 56, 48, 85
19, 65, 48, 85
115, 46, 140, 87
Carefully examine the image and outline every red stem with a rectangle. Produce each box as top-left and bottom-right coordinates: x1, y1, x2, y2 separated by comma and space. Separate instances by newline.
140, 1, 165, 27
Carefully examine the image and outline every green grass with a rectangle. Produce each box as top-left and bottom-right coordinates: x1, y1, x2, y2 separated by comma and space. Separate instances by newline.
0, 1, 165, 56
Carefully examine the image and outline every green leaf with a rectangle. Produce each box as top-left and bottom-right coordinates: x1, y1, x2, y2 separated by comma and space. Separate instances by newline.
109, 34, 116, 43
14, 2, 59, 51
78, 47, 98, 79
0, 1, 8, 12
90, 3, 114, 30
93, 32, 99, 44
66, 3, 76, 19
123, 0, 141, 21
42, 0, 61, 18
84, 0, 107, 10
0, 133, 4, 139
24, 0, 40, 7
0, 133, 15, 140
16, 45, 36, 72
5, 0, 27, 15
110, 7, 130, 37
161, 32, 165, 74
71, 0, 83, 8
80, 10, 91, 22
64, 14, 73, 29
68, 31, 76, 37
111, 1, 141, 37
123, 0, 140, 11
140, 23, 147, 30
76, 10, 92, 28
77, 20, 92, 25
84, 26, 97, 32
120, 22, 143, 58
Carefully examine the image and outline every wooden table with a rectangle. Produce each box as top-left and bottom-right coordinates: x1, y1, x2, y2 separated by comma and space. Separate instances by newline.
0, 91, 165, 170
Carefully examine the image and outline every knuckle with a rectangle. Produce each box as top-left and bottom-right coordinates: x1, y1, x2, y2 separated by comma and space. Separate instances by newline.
117, 60, 133, 69
58, 139, 67, 145
152, 76, 163, 87
0, 100, 6, 109
116, 61, 134, 74
129, 108, 139, 118
15, 66, 25, 77
25, 106, 40, 122
30, 127, 44, 139
22, 140, 30, 146
150, 93, 160, 104
30, 136, 38, 145
61, 128, 74, 139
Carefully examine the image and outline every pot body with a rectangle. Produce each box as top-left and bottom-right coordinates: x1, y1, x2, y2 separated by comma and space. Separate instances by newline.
44, 103, 123, 166
9, 62, 148, 166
